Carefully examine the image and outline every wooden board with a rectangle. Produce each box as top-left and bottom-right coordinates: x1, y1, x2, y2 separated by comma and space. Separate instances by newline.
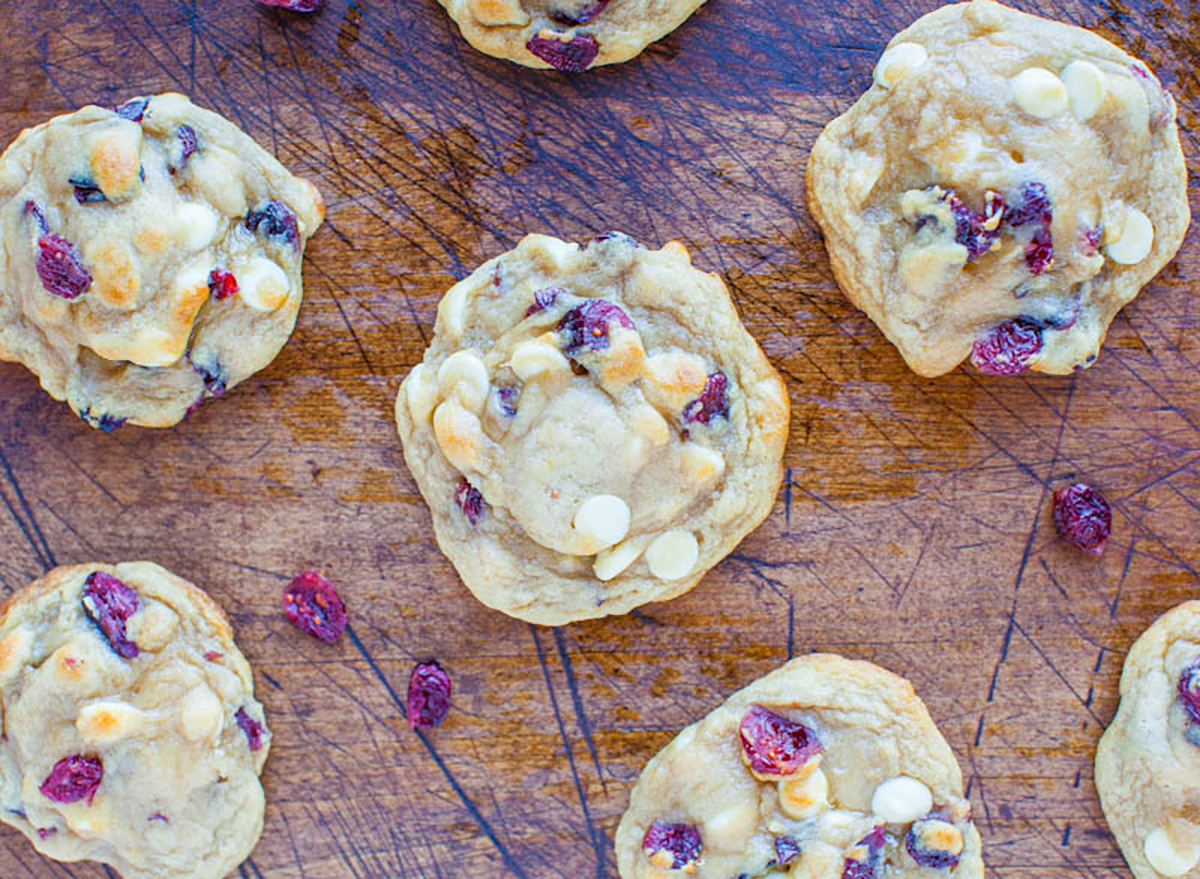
0, 0, 1198, 875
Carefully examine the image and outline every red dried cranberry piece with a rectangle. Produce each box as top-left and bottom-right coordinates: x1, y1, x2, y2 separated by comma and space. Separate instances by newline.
683, 371, 730, 425
738, 705, 822, 778
283, 570, 347, 643
235, 707, 266, 751
1006, 182, 1052, 228
905, 818, 962, 869
642, 820, 702, 871
36, 827, 57, 839
204, 650, 223, 661
80, 409, 127, 432
775, 835, 802, 865
950, 191, 1005, 259
170, 125, 198, 174
843, 826, 887, 879
257, 0, 325, 9
970, 318, 1043, 376
190, 358, 228, 397
527, 31, 600, 73
1178, 659, 1200, 724
454, 478, 486, 525
1025, 227, 1054, 275
69, 178, 106, 204
557, 299, 634, 353
550, 0, 610, 25
82, 571, 140, 659
407, 660, 452, 728
24, 200, 49, 234
1052, 483, 1112, 554
148, 813, 169, 824
208, 268, 239, 300
114, 98, 149, 122
1080, 225, 1102, 257
525, 286, 564, 317
36, 234, 92, 299
496, 386, 518, 417
40, 755, 103, 806
245, 201, 300, 249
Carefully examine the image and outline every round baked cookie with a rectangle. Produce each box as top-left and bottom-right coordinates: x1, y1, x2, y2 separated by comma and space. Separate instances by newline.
1096, 601, 1200, 878
806, 0, 1188, 378
0, 562, 270, 879
615, 654, 983, 879
395, 232, 789, 625
0, 93, 325, 429
436, 0, 707, 72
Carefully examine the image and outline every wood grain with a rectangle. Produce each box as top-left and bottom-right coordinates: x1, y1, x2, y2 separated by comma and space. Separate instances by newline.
0, 0, 1198, 876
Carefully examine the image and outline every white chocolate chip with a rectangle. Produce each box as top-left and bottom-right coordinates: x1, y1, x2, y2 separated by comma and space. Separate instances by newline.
238, 258, 291, 312
1106, 207, 1154, 265
0, 626, 34, 687
593, 537, 649, 581
1062, 60, 1106, 120
179, 685, 224, 743
433, 398, 486, 471
438, 278, 471, 340
77, 701, 145, 745
404, 363, 439, 426
1011, 68, 1069, 119
175, 202, 220, 252
574, 495, 631, 551
438, 350, 490, 413
778, 767, 830, 820
507, 340, 570, 380
1145, 827, 1200, 876
125, 601, 179, 652
704, 802, 757, 849
871, 776, 933, 824
680, 443, 726, 487
873, 42, 928, 88
645, 530, 699, 580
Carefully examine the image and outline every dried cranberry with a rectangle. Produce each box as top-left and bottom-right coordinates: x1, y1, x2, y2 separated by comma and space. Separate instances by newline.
40, 756, 103, 806
1052, 483, 1112, 554
1006, 182, 1052, 228
257, 0, 325, 9
235, 707, 265, 751
189, 357, 227, 396
557, 299, 634, 353
283, 570, 347, 643
843, 826, 887, 879
245, 201, 300, 249
525, 286, 564, 317
114, 98, 148, 122
24, 200, 49, 234
775, 836, 802, 865
207, 268, 239, 300
454, 478, 486, 525
204, 650, 223, 662
970, 318, 1043, 376
407, 660, 452, 728
69, 178, 106, 204
1081, 225, 1103, 257
170, 125, 198, 174
82, 571, 140, 659
550, 0, 610, 25
526, 31, 600, 73
36, 234, 92, 299
683, 371, 730, 425
905, 818, 962, 869
36, 827, 57, 839
1025, 227, 1054, 275
496, 386, 518, 417
148, 813, 169, 824
1178, 659, 1200, 724
738, 705, 822, 778
80, 409, 127, 432
946, 190, 1004, 260
642, 820, 702, 871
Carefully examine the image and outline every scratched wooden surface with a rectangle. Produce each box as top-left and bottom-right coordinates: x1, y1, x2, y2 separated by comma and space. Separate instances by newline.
0, 0, 1197, 876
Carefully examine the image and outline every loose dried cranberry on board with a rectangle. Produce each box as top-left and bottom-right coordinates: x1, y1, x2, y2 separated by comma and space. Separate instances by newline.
527, 31, 600, 73
256, 0, 325, 10
207, 268, 239, 300
36, 234, 93, 299
283, 570, 347, 643
905, 818, 963, 869
738, 705, 822, 778
407, 660, 452, 728
1052, 483, 1112, 554
642, 820, 702, 871
82, 571, 140, 659
40, 755, 103, 806
557, 299, 634, 353
683, 372, 730, 425
235, 707, 266, 751
455, 478, 486, 525
970, 318, 1043, 376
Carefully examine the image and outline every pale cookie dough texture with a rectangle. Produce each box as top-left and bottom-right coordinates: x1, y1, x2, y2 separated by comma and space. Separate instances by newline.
615, 654, 984, 879
1096, 601, 1200, 879
0, 562, 270, 879
395, 233, 789, 625
807, 0, 1188, 378
0, 93, 325, 429
437, 0, 707, 72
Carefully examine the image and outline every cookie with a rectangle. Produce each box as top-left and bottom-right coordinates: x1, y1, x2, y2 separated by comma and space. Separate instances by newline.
1096, 601, 1200, 878
806, 0, 1188, 378
615, 654, 983, 879
0, 93, 325, 429
395, 233, 788, 625
0, 562, 270, 879
436, 0, 707, 72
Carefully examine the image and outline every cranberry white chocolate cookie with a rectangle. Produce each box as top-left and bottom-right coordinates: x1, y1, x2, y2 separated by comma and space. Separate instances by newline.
0, 93, 325, 429
806, 0, 1188, 378
395, 233, 788, 625
0, 562, 270, 879
436, 0, 707, 72
1096, 602, 1200, 878
615, 654, 983, 879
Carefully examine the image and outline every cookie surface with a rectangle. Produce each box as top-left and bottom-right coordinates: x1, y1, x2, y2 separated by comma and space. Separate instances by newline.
615, 654, 983, 879
0, 93, 325, 429
1096, 601, 1200, 878
395, 233, 788, 625
437, 0, 707, 72
0, 562, 270, 879
806, 0, 1188, 378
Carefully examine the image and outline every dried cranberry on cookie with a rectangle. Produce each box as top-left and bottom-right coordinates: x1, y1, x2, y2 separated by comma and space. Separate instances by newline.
616, 654, 983, 878
0, 93, 325, 428
395, 233, 788, 624
807, 0, 1188, 377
